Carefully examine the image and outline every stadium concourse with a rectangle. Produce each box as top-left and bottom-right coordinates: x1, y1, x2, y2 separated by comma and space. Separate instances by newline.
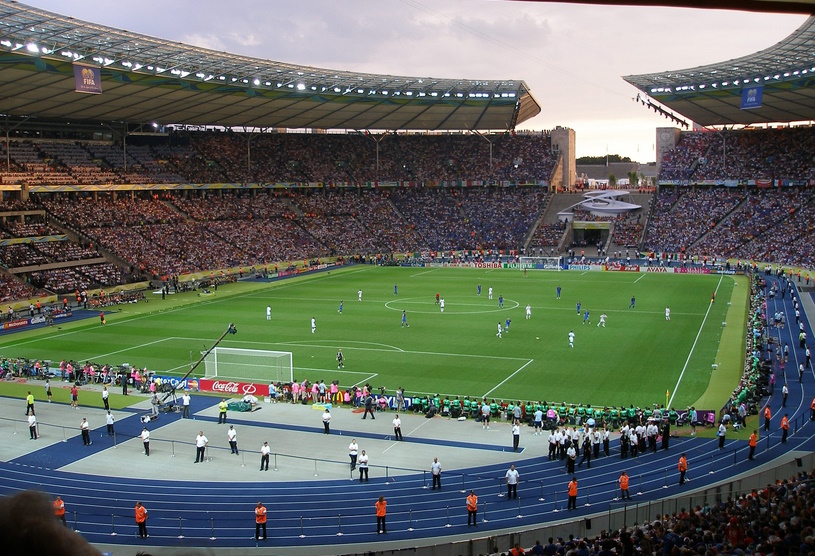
0, 270, 812, 556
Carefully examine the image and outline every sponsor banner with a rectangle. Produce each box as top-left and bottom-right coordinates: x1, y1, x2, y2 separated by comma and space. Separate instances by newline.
568, 264, 592, 271
74, 64, 103, 94
646, 267, 668, 273
153, 375, 199, 391
399, 261, 425, 268
710, 269, 741, 275
673, 267, 711, 274
4, 318, 30, 330
198, 378, 261, 396
30, 316, 46, 325
572, 221, 611, 230
604, 263, 640, 272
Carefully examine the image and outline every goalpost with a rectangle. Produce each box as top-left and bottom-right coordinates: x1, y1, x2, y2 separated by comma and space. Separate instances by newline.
202, 347, 293, 384
519, 256, 563, 271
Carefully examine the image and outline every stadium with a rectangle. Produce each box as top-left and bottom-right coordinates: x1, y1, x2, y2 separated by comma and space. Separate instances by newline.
0, 1, 813, 556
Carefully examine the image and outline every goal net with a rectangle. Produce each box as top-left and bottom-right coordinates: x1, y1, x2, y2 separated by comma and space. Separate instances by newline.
202, 347, 293, 384
519, 256, 563, 271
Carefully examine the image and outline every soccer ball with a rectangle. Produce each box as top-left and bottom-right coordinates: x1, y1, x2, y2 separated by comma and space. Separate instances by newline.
536, 337, 540, 340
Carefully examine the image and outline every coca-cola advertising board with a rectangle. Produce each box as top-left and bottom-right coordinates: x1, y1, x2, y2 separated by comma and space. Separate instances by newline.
198, 378, 261, 396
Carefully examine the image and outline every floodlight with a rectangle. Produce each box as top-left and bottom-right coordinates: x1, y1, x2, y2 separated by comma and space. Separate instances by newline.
296, 83, 305, 90
25, 42, 38, 53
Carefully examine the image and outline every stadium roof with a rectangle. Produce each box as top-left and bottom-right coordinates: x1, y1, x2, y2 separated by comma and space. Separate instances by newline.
623, 15, 815, 126
0, 1, 540, 132
519, 0, 815, 15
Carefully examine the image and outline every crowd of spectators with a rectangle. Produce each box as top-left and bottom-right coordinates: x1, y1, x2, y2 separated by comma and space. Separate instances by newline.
642, 187, 745, 254
0, 131, 558, 186
659, 126, 815, 183
497, 468, 815, 556
529, 221, 566, 249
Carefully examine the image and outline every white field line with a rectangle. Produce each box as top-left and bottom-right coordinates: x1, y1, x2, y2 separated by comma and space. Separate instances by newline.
482, 359, 535, 398
410, 268, 439, 278
634, 274, 646, 284
667, 275, 723, 408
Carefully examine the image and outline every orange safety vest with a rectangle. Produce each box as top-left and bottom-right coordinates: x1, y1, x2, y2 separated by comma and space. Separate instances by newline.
811, 398, 815, 410
255, 505, 267, 524
53, 499, 65, 517
781, 416, 789, 430
764, 407, 771, 420
749, 433, 757, 447
678, 457, 688, 472
466, 494, 478, 511
568, 480, 578, 496
375, 499, 387, 517
135, 505, 147, 523
619, 474, 629, 490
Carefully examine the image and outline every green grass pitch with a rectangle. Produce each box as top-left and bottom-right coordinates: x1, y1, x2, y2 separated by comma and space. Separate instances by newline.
0, 265, 747, 410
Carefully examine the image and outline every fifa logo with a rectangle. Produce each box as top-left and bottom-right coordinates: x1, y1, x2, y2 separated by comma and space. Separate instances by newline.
745, 88, 757, 103
81, 67, 96, 86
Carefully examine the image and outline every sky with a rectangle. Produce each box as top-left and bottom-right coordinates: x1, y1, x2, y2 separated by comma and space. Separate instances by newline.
26, 0, 809, 162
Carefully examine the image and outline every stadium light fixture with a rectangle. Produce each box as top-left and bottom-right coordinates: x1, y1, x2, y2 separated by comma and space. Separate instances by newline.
25, 42, 38, 53
1, 40, 11, 48
296, 83, 305, 90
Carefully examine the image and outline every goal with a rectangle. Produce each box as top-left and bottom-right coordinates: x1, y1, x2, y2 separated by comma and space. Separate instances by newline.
519, 256, 563, 271
202, 347, 293, 384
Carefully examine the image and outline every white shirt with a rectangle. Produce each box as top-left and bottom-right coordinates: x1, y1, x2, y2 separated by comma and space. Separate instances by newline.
106, 413, 114, 425
569, 332, 575, 343
322, 411, 331, 423
358, 453, 369, 467
392, 417, 401, 429
81, 420, 89, 431
358, 290, 362, 300
102, 389, 109, 400
261, 444, 271, 456
506, 468, 519, 484
182, 394, 190, 406
311, 318, 316, 327
431, 460, 442, 475
28, 415, 36, 427
440, 299, 445, 308
348, 442, 358, 456
526, 305, 531, 314
196, 434, 208, 447
141, 429, 150, 442
512, 424, 520, 436
266, 306, 271, 315
227, 428, 237, 442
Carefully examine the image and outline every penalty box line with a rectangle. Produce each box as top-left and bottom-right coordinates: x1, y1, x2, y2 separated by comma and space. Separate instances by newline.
482, 359, 534, 399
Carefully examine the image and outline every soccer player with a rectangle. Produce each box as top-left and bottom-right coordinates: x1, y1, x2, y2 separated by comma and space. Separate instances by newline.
358, 289, 362, 302
338, 300, 343, 314
583, 310, 590, 325
629, 295, 636, 309
488, 287, 493, 300
576, 301, 581, 314
337, 349, 344, 369
311, 317, 316, 334
665, 306, 671, 320
598, 313, 607, 327
497, 322, 503, 339
505, 318, 511, 333
525, 304, 532, 320
266, 305, 271, 320
569, 330, 575, 348
477, 284, 482, 296
401, 310, 408, 328
498, 294, 503, 308
435, 292, 440, 305
556, 285, 561, 299
440, 298, 445, 313
394, 283, 398, 296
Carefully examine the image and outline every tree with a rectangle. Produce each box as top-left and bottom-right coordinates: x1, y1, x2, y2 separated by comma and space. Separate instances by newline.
608, 174, 617, 188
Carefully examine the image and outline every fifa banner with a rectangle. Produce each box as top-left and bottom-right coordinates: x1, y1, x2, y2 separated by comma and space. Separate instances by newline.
740, 86, 762, 110
73, 64, 102, 94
